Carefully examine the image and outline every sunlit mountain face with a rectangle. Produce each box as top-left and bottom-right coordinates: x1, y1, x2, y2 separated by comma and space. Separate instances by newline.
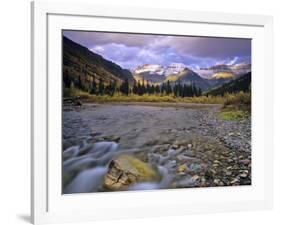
63, 31, 251, 75
194, 62, 251, 79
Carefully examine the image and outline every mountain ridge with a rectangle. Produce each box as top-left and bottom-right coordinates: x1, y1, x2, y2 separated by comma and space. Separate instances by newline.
164, 68, 210, 91
63, 36, 135, 91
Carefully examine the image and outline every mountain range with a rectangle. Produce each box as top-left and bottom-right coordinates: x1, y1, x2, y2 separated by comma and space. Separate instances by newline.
132, 63, 250, 91
63, 36, 251, 93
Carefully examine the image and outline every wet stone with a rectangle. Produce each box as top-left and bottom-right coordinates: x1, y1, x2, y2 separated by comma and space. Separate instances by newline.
103, 154, 160, 191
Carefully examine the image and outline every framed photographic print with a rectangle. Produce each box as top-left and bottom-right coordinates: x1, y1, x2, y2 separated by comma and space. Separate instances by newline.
31, 1, 273, 224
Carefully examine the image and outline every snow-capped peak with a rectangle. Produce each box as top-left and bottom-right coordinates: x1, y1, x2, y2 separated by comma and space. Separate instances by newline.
164, 63, 187, 75
134, 64, 165, 75
133, 63, 187, 76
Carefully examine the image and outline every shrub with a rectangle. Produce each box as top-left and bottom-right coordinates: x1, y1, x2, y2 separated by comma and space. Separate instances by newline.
223, 92, 251, 112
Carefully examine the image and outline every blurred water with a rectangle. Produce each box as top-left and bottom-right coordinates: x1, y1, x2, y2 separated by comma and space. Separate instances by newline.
63, 141, 172, 193
64, 167, 108, 193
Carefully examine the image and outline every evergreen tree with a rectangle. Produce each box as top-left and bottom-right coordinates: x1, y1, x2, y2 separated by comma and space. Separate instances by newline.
183, 84, 188, 97
104, 84, 110, 95
90, 78, 97, 95
105, 80, 115, 96
120, 79, 129, 95
191, 82, 197, 97
112, 80, 117, 96
186, 84, 192, 97
63, 70, 71, 88
137, 81, 143, 95
178, 82, 184, 97
151, 84, 155, 94
166, 81, 172, 95
174, 82, 182, 97
125, 79, 129, 95
146, 83, 151, 94
173, 83, 178, 97
77, 75, 82, 89
155, 85, 160, 94
198, 87, 202, 96
132, 82, 138, 95
161, 83, 166, 95
141, 81, 146, 95
98, 78, 104, 95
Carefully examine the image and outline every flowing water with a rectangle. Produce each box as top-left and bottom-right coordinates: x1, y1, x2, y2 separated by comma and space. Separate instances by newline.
63, 140, 174, 193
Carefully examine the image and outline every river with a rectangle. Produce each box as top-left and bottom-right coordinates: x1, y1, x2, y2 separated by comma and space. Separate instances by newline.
62, 103, 251, 194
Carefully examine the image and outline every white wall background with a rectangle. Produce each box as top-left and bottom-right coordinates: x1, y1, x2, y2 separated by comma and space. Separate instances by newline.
0, 0, 280, 224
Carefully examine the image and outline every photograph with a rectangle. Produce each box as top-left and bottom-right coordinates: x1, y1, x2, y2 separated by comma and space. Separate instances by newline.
62, 30, 252, 194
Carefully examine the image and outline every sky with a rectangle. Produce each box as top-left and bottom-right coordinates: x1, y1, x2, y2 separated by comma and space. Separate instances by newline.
63, 30, 251, 70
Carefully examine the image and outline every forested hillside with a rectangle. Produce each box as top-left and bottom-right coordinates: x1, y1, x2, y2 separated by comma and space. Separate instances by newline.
63, 36, 135, 93
207, 72, 251, 96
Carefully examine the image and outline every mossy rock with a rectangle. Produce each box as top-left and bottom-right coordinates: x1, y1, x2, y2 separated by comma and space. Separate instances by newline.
104, 154, 160, 191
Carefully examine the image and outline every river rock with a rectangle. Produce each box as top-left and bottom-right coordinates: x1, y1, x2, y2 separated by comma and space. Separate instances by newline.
230, 178, 240, 184
103, 135, 121, 142
239, 159, 251, 165
213, 178, 224, 186
239, 173, 248, 178
103, 154, 160, 191
226, 171, 232, 176
176, 164, 188, 173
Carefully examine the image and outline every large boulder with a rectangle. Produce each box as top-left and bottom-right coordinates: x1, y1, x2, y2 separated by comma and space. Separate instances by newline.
104, 154, 160, 191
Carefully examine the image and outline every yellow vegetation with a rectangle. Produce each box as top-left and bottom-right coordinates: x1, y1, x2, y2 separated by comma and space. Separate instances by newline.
164, 74, 179, 82
64, 88, 251, 107
223, 91, 251, 112
211, 72, 234, 79
218, 110, 249, 121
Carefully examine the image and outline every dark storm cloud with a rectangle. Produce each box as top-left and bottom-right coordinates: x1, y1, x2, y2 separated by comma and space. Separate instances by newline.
171, 36, 251, 59
63, 30, 251, 69
63, 30, 159, 48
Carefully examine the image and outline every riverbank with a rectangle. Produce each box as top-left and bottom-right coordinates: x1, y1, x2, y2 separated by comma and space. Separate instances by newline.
64, 87, 251, 106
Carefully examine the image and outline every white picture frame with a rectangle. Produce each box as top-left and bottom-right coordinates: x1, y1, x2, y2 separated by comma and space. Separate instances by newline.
31, 1, 274, 224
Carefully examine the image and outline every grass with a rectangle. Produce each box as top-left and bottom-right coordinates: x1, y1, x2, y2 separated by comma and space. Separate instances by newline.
218, 110, 249, 121
64, 87, 228, 104
84, 94, 228, 104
